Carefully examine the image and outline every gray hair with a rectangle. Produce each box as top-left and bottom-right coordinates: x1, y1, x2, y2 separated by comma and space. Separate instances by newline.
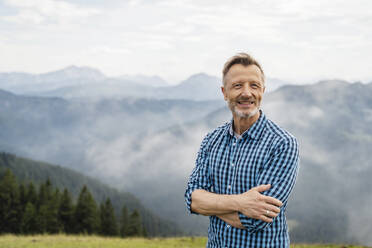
222, 53, 265, 85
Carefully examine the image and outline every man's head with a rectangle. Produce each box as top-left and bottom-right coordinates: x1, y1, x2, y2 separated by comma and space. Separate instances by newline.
222, 53, 265, 86
221, 53, 265, 119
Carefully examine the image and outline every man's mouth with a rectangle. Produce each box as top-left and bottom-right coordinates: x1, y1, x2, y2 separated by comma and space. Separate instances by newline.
237, 100, 255, 106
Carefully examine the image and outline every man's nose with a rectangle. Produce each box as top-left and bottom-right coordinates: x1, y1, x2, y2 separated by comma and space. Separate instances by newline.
241, 84, 252, 97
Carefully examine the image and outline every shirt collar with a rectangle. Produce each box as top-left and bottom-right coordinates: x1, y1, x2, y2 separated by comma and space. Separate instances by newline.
225, 109, 267, 140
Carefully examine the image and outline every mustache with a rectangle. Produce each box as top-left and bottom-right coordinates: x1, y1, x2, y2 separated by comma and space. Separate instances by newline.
236, 97, 255, 102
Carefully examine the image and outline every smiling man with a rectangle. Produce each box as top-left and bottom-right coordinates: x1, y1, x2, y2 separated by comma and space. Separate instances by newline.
185, 53, 299, 248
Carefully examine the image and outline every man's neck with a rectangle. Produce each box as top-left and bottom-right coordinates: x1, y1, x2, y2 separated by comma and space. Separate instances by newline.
233, 111, 260, 135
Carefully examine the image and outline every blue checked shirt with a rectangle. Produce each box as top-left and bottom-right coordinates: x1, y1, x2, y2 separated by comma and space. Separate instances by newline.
185, 110, 299, 248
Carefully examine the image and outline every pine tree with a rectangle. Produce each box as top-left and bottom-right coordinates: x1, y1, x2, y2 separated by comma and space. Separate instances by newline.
36, 180, 52, 233
26, 182, 37, 206
99, 198, 118, 236
37, 179, 53, 205
127, 210, 143, 237
58, 188, 74, 234
21, 202, 37, 234
142, 226, 148, 238
45, 188, 61, 233
74, 185, 99, 234
120, 205, 129, 237
0, 169, 21, 233
36, 203, 48, 233
18, 183, 27, 231
19, 183, 27, 212
24, 182, 38, 233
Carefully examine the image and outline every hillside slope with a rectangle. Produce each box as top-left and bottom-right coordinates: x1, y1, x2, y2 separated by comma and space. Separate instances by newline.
0, 152, 182, 237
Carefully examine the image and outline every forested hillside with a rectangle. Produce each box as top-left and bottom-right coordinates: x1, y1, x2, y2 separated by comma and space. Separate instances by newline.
0, 152, 182, 236
0, 169, 147, 236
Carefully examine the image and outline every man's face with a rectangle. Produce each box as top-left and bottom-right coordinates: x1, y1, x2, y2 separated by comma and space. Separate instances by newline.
222, 64, 265, 119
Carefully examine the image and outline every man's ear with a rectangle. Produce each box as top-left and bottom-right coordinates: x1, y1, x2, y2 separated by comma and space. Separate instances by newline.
221, 86, 227, 101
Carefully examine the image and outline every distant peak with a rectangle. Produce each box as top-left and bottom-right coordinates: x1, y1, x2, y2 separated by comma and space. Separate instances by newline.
64, 65, 79, 70
118, 74, 168, 87
186, 73, 212, 80
41, 65, 106, 81
315, 79, 349, 87
60, 65, 104, 75
0, 88, 15, 96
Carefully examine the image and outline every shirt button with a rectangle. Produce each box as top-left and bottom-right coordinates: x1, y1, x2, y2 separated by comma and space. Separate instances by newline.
231, 162, 234, 166
232, 142, 236, 146
227, 185, 231, 189
227, 224, 231, 228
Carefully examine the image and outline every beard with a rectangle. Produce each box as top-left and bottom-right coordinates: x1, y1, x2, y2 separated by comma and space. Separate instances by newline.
227, 98, 260, 119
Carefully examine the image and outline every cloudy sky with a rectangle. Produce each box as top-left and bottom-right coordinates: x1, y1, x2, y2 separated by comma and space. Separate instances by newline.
0, 0, 371, 84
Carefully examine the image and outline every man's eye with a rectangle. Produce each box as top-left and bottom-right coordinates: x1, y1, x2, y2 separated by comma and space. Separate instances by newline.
234, 84, 242, 88
251, 84, 259, 89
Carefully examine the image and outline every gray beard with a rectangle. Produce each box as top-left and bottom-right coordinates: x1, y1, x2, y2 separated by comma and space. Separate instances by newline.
228, 100, 259, 119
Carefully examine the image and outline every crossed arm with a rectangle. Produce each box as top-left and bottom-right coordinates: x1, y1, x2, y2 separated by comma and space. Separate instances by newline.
190, 185, 283, 229
185, 135, 299, 231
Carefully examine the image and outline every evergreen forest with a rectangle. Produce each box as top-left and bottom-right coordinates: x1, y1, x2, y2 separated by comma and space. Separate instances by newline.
0, 169, 146, 237
0, 152, 181, 236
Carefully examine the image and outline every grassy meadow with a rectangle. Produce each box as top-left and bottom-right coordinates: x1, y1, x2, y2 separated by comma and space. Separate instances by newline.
0, 235, 370, 248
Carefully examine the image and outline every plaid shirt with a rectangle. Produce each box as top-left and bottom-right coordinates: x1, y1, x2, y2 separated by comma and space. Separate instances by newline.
185, 110, 299, 248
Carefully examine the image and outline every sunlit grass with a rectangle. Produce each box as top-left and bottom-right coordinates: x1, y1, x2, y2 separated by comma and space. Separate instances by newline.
0, 234, 370, 248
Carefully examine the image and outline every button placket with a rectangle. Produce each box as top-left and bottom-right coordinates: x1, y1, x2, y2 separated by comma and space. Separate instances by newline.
228, 137, 238, 194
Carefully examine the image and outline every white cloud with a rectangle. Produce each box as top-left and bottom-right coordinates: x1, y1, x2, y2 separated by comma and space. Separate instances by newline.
2, 0, 100, 25
3, 9, 44, 24
85, 46, 131, 55
0, 0, 371, 83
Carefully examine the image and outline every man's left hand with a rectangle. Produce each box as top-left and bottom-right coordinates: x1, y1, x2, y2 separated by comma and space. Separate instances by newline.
217, 212, 245, 229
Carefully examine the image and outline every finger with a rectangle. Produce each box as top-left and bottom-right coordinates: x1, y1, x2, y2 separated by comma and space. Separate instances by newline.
263, 195, 283, 207
263, 209, 279, 219
262, 203, 280, 214
259, 215, 273, 223
254, 184, 271, 193
266, 205, 281, 214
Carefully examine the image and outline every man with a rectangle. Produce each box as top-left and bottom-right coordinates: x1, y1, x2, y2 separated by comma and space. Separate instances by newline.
185, 53, 299, 248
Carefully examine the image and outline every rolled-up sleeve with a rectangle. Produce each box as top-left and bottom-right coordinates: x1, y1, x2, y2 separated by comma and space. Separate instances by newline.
238, 136, 299, 232
184, 133, 212, 215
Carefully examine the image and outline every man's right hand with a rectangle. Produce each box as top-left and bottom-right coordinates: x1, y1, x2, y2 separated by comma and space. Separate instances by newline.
235, 184, 283, 223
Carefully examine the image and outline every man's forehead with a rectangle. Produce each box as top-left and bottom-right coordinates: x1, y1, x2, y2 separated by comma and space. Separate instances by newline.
225, 64, 263, 82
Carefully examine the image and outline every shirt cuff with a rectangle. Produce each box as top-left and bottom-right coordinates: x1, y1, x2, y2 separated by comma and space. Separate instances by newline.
185, 186, 202, 215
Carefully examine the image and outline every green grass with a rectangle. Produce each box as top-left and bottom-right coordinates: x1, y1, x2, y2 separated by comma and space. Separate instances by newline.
0, 235, 206, 248
0, 235, 370, 248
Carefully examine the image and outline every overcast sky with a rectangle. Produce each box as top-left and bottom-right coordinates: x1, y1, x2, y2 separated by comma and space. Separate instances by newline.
0, 0, 371, 84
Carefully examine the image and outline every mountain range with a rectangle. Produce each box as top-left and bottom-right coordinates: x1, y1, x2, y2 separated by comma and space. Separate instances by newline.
0, 66, 291, 100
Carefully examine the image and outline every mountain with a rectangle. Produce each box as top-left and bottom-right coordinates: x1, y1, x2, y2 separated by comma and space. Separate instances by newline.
119, 74, 169, 87
37, 78, 152, 99
0, 152, 181, 236
154, 73, 222, 100
265, 77, 293, 92
0, 66, 105, 95
42, 66, 106, 82
0, 67, 293, 100
0, 72, 34, 90
0, 88, 225, 170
